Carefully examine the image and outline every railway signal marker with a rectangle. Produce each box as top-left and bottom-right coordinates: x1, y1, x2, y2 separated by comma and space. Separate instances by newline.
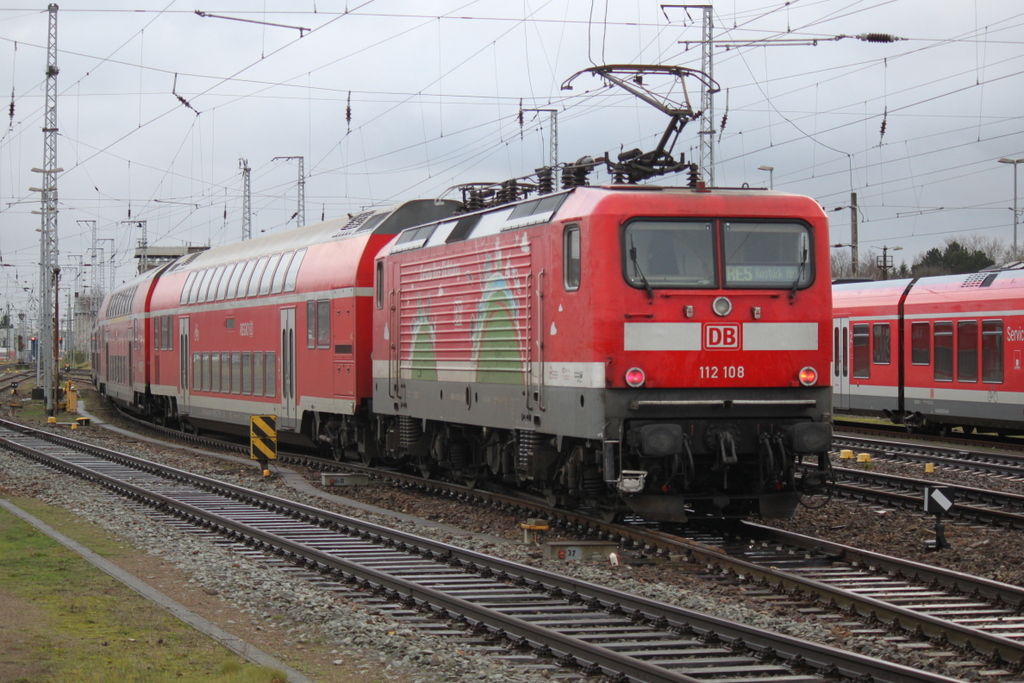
923, 486, 954, 551
250, 415, 278, 476
923, 486, 954, 515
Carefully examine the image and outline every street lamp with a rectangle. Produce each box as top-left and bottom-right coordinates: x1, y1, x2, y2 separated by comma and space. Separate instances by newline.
876, 245, 903, 280
999, 157, 1024, 260
757, 165, 774, 190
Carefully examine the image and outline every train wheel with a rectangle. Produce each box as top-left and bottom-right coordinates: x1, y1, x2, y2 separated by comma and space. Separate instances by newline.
323, 443, 344, 462
417, 461, 434, 479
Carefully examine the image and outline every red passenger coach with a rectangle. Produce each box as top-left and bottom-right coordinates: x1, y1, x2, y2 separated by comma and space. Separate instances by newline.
373, 185, 834, 521
93, 263, 171, 407
96, 199, 459, 442
833, 271, 1024, 434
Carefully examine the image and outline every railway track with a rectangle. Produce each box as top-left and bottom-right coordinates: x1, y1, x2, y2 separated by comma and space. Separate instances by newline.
825, 465, 1024, 527
0, 416, 965, 683
93, 403, 1024, 676
833, 431, 1024, 478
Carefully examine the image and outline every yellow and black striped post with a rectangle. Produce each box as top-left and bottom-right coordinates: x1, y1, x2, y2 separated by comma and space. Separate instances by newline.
250, 415, 278, 477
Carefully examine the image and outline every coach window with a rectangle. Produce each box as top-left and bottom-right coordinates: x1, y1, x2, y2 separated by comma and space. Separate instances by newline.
199, 267, 220, 303
229, 260, 252, 298
216, 263, 237, 301
265, 352, 277, 398
957, 320, 979, 383
242, 352, 253, 395
254, 352, 265, 396
283, 248, 306, 292
259, 254, 282, 296
852, 323, 870, 379
376, 261, 384, 309
271, 252, 294, 294
831, 327, 839, 378
231, 352, 242, 394
307, 301, 317, 348
206, 265, 227, 303
192, 353, 201, 391
189, 270, 208, 304
563, 224, 581, 291
221, 351, 231, 393
872, 323, 890, 364
247, 257, 270, 297
982, 320, 1004, 383
911, 322, 930, 365
934, 321, 953, 381
165, 316, 174, 351
317, 300, 331, 348
181, 271, 197, 305
203, 353, 212, 392
211, 353, 221, 393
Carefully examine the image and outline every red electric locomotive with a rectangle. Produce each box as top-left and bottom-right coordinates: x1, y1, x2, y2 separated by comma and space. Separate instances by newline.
372, 184, 834, 521
833, 270, 1023, 434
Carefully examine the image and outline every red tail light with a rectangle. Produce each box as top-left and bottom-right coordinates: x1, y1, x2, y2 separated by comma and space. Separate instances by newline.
625, 367, 646, 388
798, 366, 818, 386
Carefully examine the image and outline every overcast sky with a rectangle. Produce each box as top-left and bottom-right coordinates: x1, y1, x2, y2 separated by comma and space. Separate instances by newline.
0, 0, 1021, 316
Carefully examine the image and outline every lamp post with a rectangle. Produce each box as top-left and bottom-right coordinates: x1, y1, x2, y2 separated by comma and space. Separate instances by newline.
757, 165, 774, 190
877, 245, 903, 280
999, 157, 1024, 260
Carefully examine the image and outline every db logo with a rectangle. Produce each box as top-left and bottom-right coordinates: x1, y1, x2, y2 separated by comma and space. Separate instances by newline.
704, 323, 740, 349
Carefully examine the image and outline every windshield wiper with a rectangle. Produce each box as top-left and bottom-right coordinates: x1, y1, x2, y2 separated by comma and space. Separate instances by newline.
789, 245, 808, 301
629, 235, 654, 300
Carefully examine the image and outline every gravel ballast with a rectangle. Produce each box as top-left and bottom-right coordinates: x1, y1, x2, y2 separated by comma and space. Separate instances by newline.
3, 414, 1021, 682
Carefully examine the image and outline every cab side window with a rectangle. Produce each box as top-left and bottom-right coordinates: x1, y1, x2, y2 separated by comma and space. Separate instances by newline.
563, 224, 580, 291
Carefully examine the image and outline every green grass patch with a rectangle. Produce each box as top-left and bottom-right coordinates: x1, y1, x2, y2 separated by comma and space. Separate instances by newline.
0, 498, 289, 683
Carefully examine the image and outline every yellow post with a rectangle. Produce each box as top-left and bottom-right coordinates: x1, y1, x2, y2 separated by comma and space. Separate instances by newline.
925, 462, 935, 473
839, 449, 854, 459
856, 452, 872, 463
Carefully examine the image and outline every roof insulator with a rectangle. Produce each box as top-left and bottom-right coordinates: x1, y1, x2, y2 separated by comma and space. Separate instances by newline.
857, 33, 904, 43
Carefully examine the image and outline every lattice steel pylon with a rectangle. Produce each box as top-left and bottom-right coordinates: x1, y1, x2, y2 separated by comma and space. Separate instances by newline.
240, 158, 251, 240
697, 5, 715, 187
273, 155, 305, 227
35, 3, 60, 414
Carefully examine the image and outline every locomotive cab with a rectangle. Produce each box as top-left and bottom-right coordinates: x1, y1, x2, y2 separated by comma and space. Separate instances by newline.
599, 204, 833, 520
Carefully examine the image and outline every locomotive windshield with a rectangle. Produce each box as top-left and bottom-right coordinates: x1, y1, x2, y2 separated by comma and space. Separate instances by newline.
723, 221, 812, 289
624, 220, 716, 288
622, 219, 813, 290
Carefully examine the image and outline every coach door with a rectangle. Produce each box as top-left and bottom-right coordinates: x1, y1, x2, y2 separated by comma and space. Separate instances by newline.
178, 317, 190, 414
280, 308, 297, 429
833, 317, 851, 410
